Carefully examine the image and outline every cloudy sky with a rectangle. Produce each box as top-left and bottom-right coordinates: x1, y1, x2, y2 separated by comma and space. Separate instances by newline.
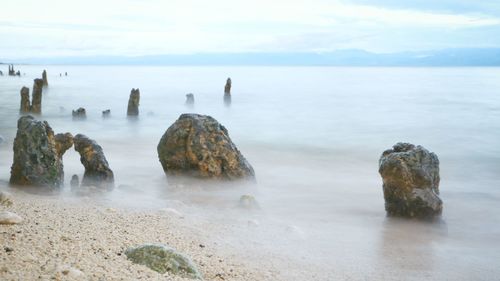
1, 0, 500, 59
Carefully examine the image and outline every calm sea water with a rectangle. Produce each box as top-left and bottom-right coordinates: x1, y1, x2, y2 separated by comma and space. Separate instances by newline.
1, 66, 499, 280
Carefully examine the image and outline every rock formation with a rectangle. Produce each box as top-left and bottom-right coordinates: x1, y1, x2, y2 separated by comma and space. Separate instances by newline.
72, 108, 86, 119
19, 87, 30, 113
102, 109, 111, 118
157, 114, 255, 181
224, 77, 231, 106
378, 142, 442, 219
42, 70, 48, 87
73, 134, 114, 190
125, 244, 202, 279
185, 93, 194, 106
127, 88, 140, 116
70, 174, 79, 189
31, 79, 44, 114
9, 116, 66, 188
55, 133, 74, 158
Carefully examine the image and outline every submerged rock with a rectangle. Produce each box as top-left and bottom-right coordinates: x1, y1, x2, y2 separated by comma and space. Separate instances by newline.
379, 143, 442, 219
127, 88, 140, 116
239, 194, 259, 209
10, 116, 63, 188
20, 86, 30, 113
157, 113, 255, 180
125, 244, 202, 279
185, 93, 195, 106
102, 109, 111, 118
42, 70, 48, 87
223, 78, 231, 106
70, 174, 79, 189
31, 79, 44, 114
72, 108, 86, 119
0, 211, 22, 224
73, 134, 114, 190
0, 191, 13, 207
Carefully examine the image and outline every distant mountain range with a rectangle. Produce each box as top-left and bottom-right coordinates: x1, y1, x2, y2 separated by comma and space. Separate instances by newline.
2, 48, 500, 66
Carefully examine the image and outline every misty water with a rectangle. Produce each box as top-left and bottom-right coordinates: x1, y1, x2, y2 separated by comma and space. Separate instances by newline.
1, 66, 499, 280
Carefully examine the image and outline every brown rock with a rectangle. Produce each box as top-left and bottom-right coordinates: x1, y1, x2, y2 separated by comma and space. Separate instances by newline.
19, 87, 30, 113
31, 79, 43, 114
42, 70, 48, 87
54, 133, 74, 158
73, 134, 114, 190
127, 88, 140, 116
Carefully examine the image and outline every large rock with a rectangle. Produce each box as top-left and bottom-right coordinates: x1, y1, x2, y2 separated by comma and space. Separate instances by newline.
20, 86, 30, 113
9, 116, 64, 188
378, 143, 442, 218
31, 79, 43, 114
125, 244, 202, 279
73, 134, 114, 190
223, 78, 231, 106
157, 114, 255, 180
42, 70, 48, 87
127, 88, 140, 116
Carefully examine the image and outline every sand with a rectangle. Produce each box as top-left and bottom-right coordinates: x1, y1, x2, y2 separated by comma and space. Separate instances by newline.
0, 188, 274, 281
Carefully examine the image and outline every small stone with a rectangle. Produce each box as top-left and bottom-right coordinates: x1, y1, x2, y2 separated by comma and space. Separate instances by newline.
4, 246, 13, 252
102, 109, 111, 118
125, 244, 202, 279
72, 108, 86, 119
0, 191, 13, 206
238, 195, 259, 209
0, 211, 23, 224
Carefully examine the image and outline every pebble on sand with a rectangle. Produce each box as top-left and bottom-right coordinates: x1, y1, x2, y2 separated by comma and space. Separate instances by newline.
0, 211, 23, 224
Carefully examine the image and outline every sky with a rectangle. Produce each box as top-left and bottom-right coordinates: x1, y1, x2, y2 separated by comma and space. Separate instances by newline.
1, 0, 500, 59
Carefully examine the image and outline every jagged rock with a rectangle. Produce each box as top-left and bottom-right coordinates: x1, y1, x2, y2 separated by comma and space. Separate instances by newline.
102, 109, 110, 118
0, 191, 13, 207
72, 108, 86, 119
185, 93, 194, 106
224, 78, 231, 106
54, 133, 74, 158
239, 195, 259, 209
157, 114, 255, 181
20, 86, 30, 113
125, 244, 202, 279
42, 70, 48, 87
379, 143, 442, 219
73, 134, 114, 190
31, 79, 43, 114
10, 116, 63, 188
70, 175, 79, 189
127, 88, 140, 116
0, 211, 22, 224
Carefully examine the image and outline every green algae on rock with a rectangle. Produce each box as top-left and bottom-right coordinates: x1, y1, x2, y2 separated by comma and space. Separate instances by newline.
125, 244, 203, 279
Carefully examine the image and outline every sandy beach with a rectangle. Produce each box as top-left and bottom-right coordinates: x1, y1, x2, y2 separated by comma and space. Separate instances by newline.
0, 186, 277, 281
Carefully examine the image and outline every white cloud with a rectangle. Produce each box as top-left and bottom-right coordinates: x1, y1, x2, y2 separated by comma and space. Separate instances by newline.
0, 0, 499, 58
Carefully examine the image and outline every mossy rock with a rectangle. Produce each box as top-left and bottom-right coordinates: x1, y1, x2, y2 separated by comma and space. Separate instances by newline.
125, 244, 202, 279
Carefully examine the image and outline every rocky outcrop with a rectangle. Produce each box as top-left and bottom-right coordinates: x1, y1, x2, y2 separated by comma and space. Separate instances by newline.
157, 114, 255, 181
20, 87, 30, 113
72, 108, 86, 119
55, 133, 74, 158
31, 79, 43, 114
378, 143, 442, 219
42, 70, 48, 87
224, 78, 231, 106
127, 88, 140, 116
125, 244, 202, 279
185, 93, 194, 106
73, 134, 114, 190
9, 116, 64, 188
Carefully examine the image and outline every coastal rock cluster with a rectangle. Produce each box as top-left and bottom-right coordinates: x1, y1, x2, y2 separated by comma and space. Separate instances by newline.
378, 142, 442, 218
157, 114, 255, 181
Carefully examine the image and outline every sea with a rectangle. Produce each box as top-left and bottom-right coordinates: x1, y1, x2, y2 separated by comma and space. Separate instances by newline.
1, 65, 499, 280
